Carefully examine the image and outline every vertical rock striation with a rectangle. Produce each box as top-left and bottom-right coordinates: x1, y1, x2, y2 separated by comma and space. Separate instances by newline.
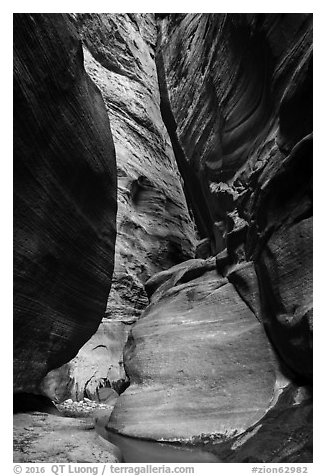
157, 13, 313, 381
14, 12, 312, 463
40, 13, 197, 403
14, 13, 117, 393
74, 13, 197, 322
107, 13, 312, 461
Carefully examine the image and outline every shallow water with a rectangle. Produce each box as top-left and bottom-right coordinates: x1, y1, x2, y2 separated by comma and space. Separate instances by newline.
95, 418, 220, 463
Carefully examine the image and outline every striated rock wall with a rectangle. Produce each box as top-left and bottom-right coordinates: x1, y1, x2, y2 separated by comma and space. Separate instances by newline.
39, 13, 197, 403
157, 13, 313, 381
13, 13, 117, 393
14, 12, 312, 463
74, 13, 197, 323
107, 13, 312, 461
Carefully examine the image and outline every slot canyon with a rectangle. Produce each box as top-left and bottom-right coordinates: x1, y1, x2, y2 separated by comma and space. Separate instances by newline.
13, 13, 312, 463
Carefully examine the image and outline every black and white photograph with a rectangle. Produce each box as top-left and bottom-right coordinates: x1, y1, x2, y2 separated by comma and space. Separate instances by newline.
11, 4, 314, 470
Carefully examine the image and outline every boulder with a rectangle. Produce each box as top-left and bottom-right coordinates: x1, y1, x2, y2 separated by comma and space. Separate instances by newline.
108, 266, 278, 440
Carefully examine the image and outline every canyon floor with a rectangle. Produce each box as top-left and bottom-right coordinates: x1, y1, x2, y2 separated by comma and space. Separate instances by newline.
14, 400, 119, 463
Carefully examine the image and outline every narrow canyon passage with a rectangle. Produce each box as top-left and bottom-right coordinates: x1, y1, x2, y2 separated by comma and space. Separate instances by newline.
13, 13, 312, 464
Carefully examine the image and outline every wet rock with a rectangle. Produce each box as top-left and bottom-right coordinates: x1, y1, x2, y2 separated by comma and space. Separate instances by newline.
57, 396, 118, 419
96, 417, 221, 462
13, 14, 117, 393
217, 384, 312, 462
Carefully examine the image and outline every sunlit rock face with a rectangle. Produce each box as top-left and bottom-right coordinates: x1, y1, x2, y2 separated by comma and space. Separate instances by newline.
157, 13, 312, 381
13, 13, 117, 393
40, 13, 197, 403
40, 321, 129, 403
108, 259, 279, 441
74, 13, 197, 323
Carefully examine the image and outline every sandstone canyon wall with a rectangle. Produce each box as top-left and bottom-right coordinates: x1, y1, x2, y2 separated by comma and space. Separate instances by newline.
14, 12, 312, 463
76, 13, 197, 323
40, 13, 197, 402
156, 13, 312, 382
107, 13, 313, 461
14, 13, 117, 394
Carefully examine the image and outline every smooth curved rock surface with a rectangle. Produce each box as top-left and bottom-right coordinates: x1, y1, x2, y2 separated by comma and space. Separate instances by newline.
74, 13, 197, 322
39, 13, 197, 402
14, 13, 117, 393
214, 384, 312, 462
157, 13, 313, 380
14, 13, 312, 463
108, 261, 278, 440
158, 14, 312, 208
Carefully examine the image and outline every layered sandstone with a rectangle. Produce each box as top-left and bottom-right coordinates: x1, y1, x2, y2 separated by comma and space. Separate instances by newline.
40, 14, 197, 403
157, 13, 313, 381
14, 13, 313, 464
74, 13, 197, 322
106, 13, 312, 461
13, 13, 117, 393
218, 384, 313, 462
108, 259, 280, 440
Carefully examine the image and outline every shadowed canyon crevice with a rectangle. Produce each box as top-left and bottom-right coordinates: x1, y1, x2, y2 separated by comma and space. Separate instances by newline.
14, 13, 312, 463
